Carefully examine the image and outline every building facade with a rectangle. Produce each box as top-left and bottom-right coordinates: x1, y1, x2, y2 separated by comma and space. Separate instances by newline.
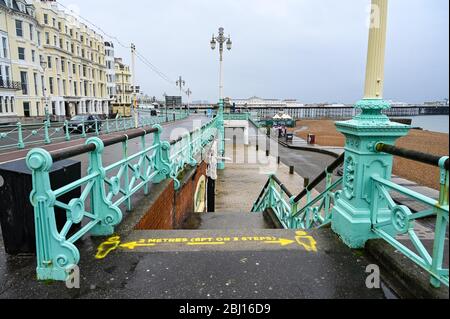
105, 40, 114, 112
0, 0, 109, 120
112, 57, 132, 116
34, 0, 108, 118
0, 0, 21, 118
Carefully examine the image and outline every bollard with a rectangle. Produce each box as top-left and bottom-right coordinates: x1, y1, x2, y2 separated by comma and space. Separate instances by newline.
277, 156, 281, 164
44, 120, 51, 144
266, 150, 270, 157
304, 177, 310, 189
17, 122, 25, 149
64, 121, 70, 141
289, 166, 295, 175
256, 144, 259, 151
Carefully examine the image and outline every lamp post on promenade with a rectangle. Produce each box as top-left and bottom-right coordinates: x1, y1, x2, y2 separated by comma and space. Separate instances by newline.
331, 0, 410, 249
210, 27, 232, 102
210, 27, 232, 170
40, 56, 49, 121
176, 76, 186, 111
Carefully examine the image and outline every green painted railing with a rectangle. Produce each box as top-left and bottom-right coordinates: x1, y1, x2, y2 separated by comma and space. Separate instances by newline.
252, 151, 449, 288
252, 154, 344, 230
26, 115, 219, 281
0, 110, 188, 152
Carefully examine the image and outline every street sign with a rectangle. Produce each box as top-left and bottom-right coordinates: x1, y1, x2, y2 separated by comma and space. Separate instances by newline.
165, 96, 182, 107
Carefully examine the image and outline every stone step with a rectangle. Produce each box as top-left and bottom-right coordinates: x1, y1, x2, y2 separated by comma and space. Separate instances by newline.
90, 227, 388, 299
96, 228, 326, 256
185, 211, 272, 230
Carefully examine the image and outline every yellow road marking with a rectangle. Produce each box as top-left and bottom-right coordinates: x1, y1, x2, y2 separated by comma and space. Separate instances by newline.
95, 231, 318, 260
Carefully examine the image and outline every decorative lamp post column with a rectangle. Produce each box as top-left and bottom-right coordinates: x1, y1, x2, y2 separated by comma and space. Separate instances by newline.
331, 0, 410, 248
211, 27, 232, 170
40, 56, 49, 121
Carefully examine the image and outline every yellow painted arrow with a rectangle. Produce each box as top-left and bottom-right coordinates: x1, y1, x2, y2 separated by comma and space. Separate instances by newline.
264, 238, 296, 246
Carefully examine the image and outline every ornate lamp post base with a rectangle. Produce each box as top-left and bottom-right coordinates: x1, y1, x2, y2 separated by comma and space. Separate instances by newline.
331, 99, 410, 248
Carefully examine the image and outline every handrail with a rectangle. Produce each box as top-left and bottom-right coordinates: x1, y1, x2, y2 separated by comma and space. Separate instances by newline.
293, 153, 345, 203
272, 175, 294, 198
50, 127, 159, 162
375, 143, 449, 170
0, 110, 189, 152
26, 115, 220, 281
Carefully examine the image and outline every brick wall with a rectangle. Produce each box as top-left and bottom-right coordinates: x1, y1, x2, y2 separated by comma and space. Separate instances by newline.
135, 161, 207, 230
135, 180, 175, 230
174, 161, 207, 228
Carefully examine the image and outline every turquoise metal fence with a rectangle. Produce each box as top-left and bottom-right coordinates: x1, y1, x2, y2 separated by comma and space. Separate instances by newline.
0, 110, 188, 152
25, 115, 219, 281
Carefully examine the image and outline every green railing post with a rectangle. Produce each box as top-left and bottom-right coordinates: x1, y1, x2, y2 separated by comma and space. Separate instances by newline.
324, 172, 333, 220
81, 120, 87, 138
217, 99, 225, 170
26, 149, 79, 281
44, 120, 51, 144
430, 157, 449, 288
17, 122, 25, 149
64, 120, 71, 141
152, 124, 171, 184
106, 119, 110, 134
122, 139, 132, 212
86, 137, 123, 236
95, 118, 99, 136
115, 117, 119, 132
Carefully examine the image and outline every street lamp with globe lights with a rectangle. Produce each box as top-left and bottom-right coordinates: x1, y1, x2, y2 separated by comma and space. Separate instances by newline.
210, 27, 232, 102
40, 55, 50, 121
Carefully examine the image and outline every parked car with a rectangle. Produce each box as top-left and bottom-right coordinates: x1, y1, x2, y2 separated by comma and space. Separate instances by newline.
67, 114, 103, 133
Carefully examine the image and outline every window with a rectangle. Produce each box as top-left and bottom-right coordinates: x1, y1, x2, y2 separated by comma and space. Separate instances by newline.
63, 80, 67, 95
45, 32, 50, 45
29, 24, 34, 41
72, 63, 76, 75
5, 66, 10, 82
61, 59, 65, 72
41, 75, 45, 95
33, 73, 38, 95
37, 31, 41, 46
47, 56, 52, 68
23, 102, 30, 117
15, 20, 23, 37
44, 14, 48, 25
31, 50, 36, 62
2, 37, 8, 58
52, 18, 56, 27
49, 77, 54, 95
18, 47, 25, 60
20, 71, 28, 95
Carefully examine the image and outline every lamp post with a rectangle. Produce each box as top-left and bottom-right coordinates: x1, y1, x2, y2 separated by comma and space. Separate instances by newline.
210, 27, 232, 170
40, 56, 49, 121
210, 27, 232, 101
176, 76, 185, 111
331, 0, 410, 250
186, 88, 192, 114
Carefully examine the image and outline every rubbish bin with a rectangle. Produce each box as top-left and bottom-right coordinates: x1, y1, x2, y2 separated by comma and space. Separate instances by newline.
0, 159, 81, 255
307, 134, 316, 145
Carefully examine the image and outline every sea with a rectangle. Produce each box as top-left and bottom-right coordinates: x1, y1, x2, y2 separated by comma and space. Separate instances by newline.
393, 115, 449, 134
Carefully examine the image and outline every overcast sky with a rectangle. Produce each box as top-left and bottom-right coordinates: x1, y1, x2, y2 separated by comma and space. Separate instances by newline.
58, 0, 449, 104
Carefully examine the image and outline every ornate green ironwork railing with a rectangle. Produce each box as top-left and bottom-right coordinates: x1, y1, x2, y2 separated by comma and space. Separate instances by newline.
0, 110, 188, 152
252, 145, 449, 288
252, 154, 344, 229
26, 115, 218, 281
223, 113, 250, 121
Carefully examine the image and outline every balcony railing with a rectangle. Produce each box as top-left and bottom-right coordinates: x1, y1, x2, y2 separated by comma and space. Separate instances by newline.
0, 80, 22, 90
